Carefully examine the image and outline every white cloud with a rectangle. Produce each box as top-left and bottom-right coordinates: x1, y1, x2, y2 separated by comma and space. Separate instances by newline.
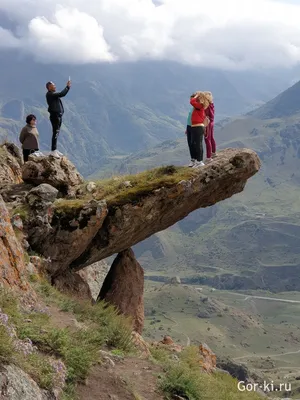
1, 0, 300, 69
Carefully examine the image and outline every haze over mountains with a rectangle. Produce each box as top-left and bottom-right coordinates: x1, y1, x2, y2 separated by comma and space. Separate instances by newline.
0, 23, 300, 292
95, 79, 300, 292
0, 47, 300, 175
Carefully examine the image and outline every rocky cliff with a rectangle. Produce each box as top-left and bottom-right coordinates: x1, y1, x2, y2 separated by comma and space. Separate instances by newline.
0, 143, 260, 333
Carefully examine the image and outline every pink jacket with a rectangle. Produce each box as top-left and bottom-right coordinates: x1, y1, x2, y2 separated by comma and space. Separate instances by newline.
205, 103, 215, 123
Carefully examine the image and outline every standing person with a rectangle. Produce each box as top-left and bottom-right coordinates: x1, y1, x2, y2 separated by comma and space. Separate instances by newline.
185, 96, 194, 167
46, 79, 71, 158
189, 92, 209, 168
204, 91, 216, 162
19, 114, 44, 162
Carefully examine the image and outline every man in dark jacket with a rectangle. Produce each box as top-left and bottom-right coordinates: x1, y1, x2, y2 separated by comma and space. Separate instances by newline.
46, 80, 71, 158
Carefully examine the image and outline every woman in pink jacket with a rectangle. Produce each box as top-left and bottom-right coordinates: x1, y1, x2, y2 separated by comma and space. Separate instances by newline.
204, 92, 216, 162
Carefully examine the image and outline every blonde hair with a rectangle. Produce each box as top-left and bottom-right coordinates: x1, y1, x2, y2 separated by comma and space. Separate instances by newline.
204, 91, 213, 103
195, 91, 210, 109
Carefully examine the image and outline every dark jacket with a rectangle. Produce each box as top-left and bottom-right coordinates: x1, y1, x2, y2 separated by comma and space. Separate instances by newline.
46, 86, 70, 115
19, 124, 39, 149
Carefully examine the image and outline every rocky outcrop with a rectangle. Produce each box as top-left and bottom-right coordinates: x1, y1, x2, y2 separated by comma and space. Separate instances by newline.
25, 185, 108, 275
22, 156, 83, 196
0, 365, 55, 400
199, 343, 217, 373
217, 357, 250, 382
98, 249, 144, 334
54, 260, 110, 301
0, 196, 29, 291
0, 143, 23, 185
24, 148, 260, 276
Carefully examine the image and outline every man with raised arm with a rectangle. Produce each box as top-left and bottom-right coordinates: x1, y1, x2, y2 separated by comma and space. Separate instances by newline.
46, 79, 71, 158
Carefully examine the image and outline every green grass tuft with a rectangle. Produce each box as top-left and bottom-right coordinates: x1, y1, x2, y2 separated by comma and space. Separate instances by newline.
158, 346, 262, 400
0, 325, 15, 364
0, 283, 134, 397
54, 165, 197, 214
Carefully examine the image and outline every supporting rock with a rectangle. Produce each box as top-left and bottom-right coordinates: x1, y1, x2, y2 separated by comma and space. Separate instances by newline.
98, 249, 144, 334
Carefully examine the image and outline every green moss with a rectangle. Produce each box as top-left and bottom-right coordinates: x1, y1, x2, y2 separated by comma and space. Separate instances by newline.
54, 165, 197, 214
12, 205, 30, 221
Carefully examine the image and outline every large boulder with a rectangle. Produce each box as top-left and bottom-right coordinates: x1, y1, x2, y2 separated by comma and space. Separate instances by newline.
26, 193, 108, 275
53, 260, 110, 301
0, 195, 30, 292
0, 364, 55, 400
24, 184, 59, 248
22, 156, 83, 196
25, 148, 260, 275
0, 143, 23, 185
217, 357, 250, 381
98, 249, 144, 334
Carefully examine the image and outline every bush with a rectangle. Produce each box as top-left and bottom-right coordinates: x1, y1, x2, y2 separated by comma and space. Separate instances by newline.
159, 347, 262, 400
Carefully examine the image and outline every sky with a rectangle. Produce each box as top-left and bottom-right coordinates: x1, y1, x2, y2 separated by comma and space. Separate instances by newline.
1, 0, 300, 70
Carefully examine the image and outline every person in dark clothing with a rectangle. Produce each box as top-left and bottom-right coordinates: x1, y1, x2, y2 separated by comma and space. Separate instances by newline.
185, 94, 195, 167
46, 80, 71, 158
19, 114, 44, 162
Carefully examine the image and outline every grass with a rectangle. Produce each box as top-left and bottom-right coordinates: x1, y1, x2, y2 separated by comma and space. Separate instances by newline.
12, 204, 30, 221
0, 325, 14, 363
36, 280, 134, 352
54, 165, 197, 214
158, 347, 262, 400
0, 282, 134, 397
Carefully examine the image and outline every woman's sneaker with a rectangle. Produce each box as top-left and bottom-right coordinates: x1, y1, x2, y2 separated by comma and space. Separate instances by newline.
32, 151, 44, 157
50, 150, 61, 159
188, 159, 196, 167
206, 158, 212, 163
193, 161, 205, 168
56, 151, 64, 157
212, 153, 217, 158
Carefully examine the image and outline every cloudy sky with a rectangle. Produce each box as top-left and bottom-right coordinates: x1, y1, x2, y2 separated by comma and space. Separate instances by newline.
1, 0, 300, 70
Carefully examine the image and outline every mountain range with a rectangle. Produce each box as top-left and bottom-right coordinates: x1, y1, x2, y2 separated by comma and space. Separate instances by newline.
0, 49, 299, 176
0, 49, 300, 290
93, 79, 300, 292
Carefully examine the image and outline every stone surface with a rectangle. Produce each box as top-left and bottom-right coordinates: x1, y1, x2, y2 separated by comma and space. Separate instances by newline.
26, 148, 260, 275
26, 199, 108, 276
0, 195, 30, 291
169, 276, 181, 285
216, 357, 250, 381
22, 155, 83, 195
0, 364, 55, 400
86, 182, 97, 193
26, 184, 59, 206
24, 185, 59, 250
11, 214, 23, 231
54, 260, 110, 301
153, 336, 183, 353
98, 249, 144, 334
199, 343, 217, 373
0, 143, 23, 185
131, 332, 151, 358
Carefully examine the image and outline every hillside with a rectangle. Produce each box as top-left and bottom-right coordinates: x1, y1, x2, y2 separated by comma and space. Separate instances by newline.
91, 82, 300, 292
0, 49, 297, 176
0, 144, 265, 400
